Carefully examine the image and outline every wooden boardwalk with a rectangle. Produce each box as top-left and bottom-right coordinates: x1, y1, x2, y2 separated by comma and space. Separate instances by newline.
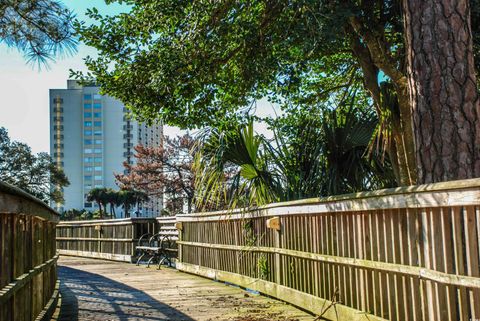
53, 256, 315, 321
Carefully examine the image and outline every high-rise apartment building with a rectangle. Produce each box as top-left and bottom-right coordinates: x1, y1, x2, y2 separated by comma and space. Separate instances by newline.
50, 80, 162, 217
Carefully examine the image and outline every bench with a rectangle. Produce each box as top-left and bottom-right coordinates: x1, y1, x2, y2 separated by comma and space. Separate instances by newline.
135, 232, 178, 269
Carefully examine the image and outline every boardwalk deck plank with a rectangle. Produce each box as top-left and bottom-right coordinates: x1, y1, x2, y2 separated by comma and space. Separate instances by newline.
53, 256, 314, 321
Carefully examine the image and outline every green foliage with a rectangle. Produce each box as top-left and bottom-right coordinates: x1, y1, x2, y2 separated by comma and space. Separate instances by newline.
242, 219, 257, 247
0, 0, 77, 67
194, 122, 281, 210
0, 127, 69, 204
86, 187, 149, 218
194, 98, 395, 210
86, 187, 109, 218
70, 0, 402, 128
61, 208, 99, 221
257, 254, 269, 280
117, 189, 149, 218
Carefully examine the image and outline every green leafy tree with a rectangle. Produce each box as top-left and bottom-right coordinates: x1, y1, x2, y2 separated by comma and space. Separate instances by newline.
74, 0, 480, 186
0, 0, 77, 66
0, 127, 69, 204
104, 188, 121, 218
86, 187, 109, 218
61, 209, 95, 221
118, 189, 149, 218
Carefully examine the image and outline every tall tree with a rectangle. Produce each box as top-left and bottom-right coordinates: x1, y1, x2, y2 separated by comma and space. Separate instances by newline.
86, 187, 109, 218
74, 1, 480, 186
104, 188, 120, 218
0, 127, 69, 203
0, 0, 76, 65
116, 134, 196, 213
403, 0, 480, 183
118, 189, 149, 218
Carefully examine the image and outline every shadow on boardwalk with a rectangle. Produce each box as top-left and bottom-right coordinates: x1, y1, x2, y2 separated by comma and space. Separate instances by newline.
56, 265, 194, 321
54, 256, 313, 321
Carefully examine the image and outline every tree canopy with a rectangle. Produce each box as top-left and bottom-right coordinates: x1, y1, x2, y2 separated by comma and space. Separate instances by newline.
0, 127, 69, 203
74, 0, 480, 185
116, 134, 195, 214
74, 1, 480, 125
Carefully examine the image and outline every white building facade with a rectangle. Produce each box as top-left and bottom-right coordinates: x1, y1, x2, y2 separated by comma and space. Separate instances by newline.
50, 80, 162, 217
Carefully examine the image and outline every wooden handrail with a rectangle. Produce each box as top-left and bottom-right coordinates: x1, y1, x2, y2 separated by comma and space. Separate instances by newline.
0, 181, 59, 321
177, 178, 480, 321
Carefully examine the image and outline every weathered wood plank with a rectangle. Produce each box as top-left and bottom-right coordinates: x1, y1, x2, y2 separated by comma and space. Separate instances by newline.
55, 256, 313, 321
0, 181, 59, 321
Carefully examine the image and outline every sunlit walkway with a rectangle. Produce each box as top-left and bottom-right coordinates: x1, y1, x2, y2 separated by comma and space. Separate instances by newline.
53, 256, 314, 321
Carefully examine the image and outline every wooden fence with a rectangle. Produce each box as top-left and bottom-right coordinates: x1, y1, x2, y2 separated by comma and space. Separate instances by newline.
56, 216, 178, 262
176, 178, 480, 321
0, 182, 59, 321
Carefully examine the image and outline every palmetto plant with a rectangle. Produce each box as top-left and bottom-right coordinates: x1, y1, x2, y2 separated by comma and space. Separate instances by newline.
194, 123, 281, 211
194, 102, 396, 211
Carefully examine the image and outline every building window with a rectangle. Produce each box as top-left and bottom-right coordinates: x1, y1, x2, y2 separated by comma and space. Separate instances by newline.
94, 157, 102, 163
94, 139, 102, 145
94, 148, 102, 153
84, 157, 93, 163
93, 103, 101, 109
94, 130, 102, 136
84, 112, 92, 118
84, 139, 92, 145
85, 167, 93, 172
84, 94, 92, 100
84, 103, 92, 109
94, 175, 102, 180
93, 94, 101, 99
94, 166, 102, 171
94, 121, 102, 127
84, 121, 92, 127
94, 112, 102, 118
84, 130, 92, 136
84, 148, 93, 153
84, 202, 92, 208
94, 184, 102, 188
84, 175, 92, 180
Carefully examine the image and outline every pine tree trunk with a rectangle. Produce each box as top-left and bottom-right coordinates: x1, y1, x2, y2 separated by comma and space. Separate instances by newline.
403, 0, 480, 183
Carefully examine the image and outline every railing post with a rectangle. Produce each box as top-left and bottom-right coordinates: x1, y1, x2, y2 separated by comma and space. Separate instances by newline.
267, 216, 281, 284
175, 218, 183, 262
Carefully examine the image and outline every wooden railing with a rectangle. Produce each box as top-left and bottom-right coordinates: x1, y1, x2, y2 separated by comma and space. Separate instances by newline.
156, 216, 179, 241
56, 216, 178, 262
0, 182, 59, 321
176, 178, 480, 321
56, 218, 157, 262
